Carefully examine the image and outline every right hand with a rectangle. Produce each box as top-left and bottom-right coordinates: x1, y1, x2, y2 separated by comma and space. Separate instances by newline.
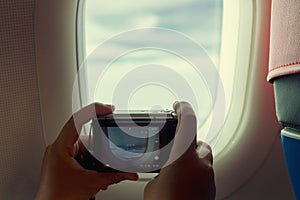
144, 101, 216, 200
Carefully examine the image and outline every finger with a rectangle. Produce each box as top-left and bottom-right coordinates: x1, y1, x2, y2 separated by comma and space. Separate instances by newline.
173, 103, 213, 163
173, 101, 196, 123
169, 101, 197, 158
86, 172, 138, 190
54, 103, 114, 149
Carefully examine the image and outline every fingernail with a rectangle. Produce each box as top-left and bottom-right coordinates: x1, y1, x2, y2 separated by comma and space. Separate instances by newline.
198, 146, 211, 159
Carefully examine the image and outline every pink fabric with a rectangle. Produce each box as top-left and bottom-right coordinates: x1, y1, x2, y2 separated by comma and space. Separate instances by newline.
268, 0, 300, 82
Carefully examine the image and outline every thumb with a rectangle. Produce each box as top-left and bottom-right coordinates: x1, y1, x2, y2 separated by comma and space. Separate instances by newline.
165, 101, 197, 166
53, 103, 114, 151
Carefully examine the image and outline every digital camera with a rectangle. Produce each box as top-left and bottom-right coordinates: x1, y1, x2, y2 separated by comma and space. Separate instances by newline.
76, 110, 178, 173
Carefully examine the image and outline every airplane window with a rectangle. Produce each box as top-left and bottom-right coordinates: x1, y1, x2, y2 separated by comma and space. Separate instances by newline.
78, 0, 234, 146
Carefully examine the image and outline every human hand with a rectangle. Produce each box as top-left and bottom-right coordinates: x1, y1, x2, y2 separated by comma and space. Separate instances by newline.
35, 103, 138, 200
144, 101, 216, 200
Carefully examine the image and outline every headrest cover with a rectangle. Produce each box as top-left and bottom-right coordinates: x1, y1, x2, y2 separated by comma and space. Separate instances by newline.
268, 0, 300, 82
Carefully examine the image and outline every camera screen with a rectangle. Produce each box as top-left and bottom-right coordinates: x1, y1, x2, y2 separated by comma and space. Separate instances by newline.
107, 126, 159, 159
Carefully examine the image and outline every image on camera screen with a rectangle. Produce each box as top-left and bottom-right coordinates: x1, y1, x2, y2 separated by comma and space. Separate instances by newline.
107, 126, 159, 159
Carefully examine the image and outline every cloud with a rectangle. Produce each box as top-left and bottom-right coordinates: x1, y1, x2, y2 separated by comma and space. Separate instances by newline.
84, 0, 222, 60
85, 0, 222, 32
83, 0, 223, 79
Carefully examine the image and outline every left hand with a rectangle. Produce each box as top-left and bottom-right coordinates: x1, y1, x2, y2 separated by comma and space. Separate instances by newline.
35, 103, 138, 200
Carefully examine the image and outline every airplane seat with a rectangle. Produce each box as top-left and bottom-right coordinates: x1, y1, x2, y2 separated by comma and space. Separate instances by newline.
274, 73, 300, 131
268, 0, 300, 198
273, 74, 300, 199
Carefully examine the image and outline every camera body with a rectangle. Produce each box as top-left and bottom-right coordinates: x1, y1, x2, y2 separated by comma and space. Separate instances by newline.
76, 110, 178, 173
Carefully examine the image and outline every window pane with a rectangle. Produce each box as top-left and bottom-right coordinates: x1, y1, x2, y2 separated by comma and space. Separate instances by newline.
84, 0, 223, 114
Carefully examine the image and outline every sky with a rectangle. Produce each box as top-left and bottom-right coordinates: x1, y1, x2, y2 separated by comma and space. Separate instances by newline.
85, 0, 223, 61
83, 0, 223, 117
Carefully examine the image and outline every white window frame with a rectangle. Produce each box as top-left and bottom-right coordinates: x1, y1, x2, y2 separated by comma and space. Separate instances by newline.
214, 0, 278, 198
